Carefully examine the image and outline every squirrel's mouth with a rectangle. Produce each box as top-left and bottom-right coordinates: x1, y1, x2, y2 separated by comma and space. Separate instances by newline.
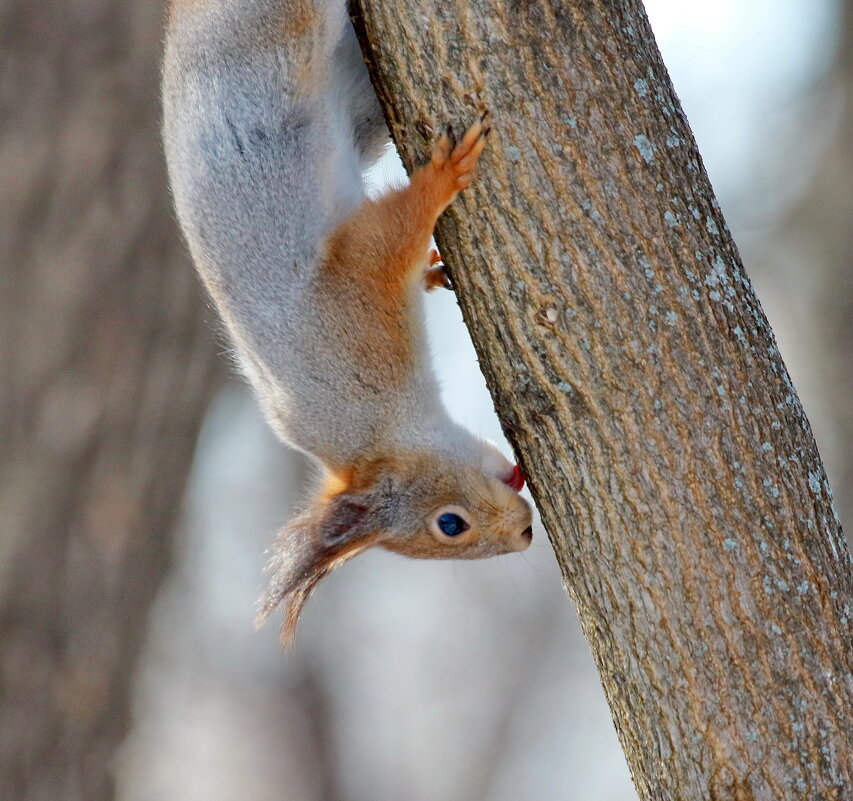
502, 464, 526, 493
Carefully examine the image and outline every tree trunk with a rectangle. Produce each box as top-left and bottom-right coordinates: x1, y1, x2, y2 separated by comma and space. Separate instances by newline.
0, 2, 218, 800
350, 2, 853, 799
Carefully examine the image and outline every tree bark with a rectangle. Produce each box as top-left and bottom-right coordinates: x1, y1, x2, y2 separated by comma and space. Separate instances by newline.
350, 2, 853, 799
0, 2, 218, 800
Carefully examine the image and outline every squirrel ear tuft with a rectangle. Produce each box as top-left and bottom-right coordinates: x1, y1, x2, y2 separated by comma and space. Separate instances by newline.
320, 498, 371, 546
255, 494, 381, 646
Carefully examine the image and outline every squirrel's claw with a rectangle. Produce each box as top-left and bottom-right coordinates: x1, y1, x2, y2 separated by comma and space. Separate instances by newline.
452, 117, 487, 164
425, 248, 451, 291
424, 265, 452, 292
429, 116, 491, 199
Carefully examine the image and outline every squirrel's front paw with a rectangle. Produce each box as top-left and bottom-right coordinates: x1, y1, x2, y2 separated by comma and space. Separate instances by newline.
423, 249, 451, 291
424, 266, 452, 291
430, 114, 491, 199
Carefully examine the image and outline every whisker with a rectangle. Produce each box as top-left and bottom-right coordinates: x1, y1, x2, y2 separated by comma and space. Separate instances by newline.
519, 551, 540, 572
474, 489, 501, 514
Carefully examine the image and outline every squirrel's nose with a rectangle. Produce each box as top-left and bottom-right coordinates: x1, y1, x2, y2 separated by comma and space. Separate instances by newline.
513, 525, 533, 551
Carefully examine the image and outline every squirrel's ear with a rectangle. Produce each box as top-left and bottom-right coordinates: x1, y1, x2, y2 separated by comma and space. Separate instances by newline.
256, 494, 382, 646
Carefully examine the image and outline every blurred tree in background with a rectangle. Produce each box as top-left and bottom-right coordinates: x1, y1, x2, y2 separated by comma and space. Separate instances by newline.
788, 0, 853, 528
0, 2, 218, 800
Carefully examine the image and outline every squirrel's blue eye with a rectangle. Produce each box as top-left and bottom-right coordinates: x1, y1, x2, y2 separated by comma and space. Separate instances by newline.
437, 512, 468, 537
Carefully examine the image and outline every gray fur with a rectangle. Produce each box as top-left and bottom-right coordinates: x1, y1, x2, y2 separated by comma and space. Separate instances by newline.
163, 0, 479, 468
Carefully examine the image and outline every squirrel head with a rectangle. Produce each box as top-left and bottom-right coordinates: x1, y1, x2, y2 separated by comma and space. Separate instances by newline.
257, 447, 533, 645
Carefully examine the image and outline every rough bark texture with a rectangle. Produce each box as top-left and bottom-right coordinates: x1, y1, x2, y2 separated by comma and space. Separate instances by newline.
0, 2, 218, 800
351, 2, 853, 799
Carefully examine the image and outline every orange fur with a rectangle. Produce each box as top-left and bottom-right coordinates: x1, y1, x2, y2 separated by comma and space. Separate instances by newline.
324, 118, 488, 290
167, 0, 209, 25
321, 469, 353, 499
424, 266, 451, 291
320, 119, 489, 373
280, 1, 320, 40
424, 247, 450, 290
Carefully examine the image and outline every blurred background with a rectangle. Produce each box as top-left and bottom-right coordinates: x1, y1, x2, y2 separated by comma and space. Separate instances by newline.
1, 1, 851, 800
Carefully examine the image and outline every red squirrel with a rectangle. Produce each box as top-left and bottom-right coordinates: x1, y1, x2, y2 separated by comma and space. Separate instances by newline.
162, 0, 532, 643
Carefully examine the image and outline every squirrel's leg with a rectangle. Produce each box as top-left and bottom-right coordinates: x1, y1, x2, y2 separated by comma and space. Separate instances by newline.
324, 117, 489, 288
424, 247, 451, 291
